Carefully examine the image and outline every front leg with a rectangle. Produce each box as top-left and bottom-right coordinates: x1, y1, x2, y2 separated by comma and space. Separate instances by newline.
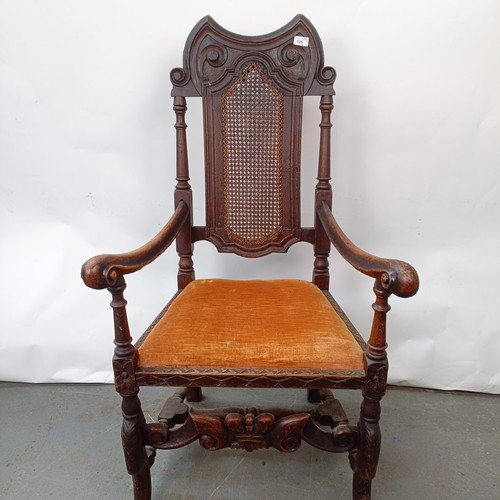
352, 359, 387, 499
121, 391, 151, 500
109, 279, 151, 500
352, 397, 382, 499
352, 278, 390, 499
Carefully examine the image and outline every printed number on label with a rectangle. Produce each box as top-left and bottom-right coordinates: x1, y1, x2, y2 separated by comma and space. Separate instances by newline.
293, 36, 309, 47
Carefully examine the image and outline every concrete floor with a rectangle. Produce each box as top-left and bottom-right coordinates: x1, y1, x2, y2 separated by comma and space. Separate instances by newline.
1, 383, 498, 500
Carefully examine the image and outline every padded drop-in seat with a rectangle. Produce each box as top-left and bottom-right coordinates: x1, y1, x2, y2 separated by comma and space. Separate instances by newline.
137, 279, 365, 374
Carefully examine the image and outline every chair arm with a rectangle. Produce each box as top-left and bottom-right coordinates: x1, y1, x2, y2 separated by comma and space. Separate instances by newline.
81, 201, 189, 290
317, 201, 419, 298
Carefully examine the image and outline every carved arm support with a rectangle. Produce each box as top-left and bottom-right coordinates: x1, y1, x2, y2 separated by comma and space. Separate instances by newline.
317, 201, 419, 298
81, 201, 189, 290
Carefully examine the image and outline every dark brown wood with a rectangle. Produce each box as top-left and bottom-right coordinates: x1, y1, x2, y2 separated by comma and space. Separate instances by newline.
313, 95, 334, 289
170, 15, 335, 257
315, 389, 349, 428
81, 15, 419, 500
135, 367, 365, 389
108, 279, 151, 499
307, 388, 322, 403
186, 386, 203, 402
350, 280, 391, 498
173, 96, 195, 289
121, 392, 151, 500
171, 15, 335, 98
144, 407, 358, 454
108, 277, 137, 396
157, 388, 189, 428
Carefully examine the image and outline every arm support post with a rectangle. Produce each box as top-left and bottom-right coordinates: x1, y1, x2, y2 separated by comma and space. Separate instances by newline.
313, 95, 334, 289
173, 95, 195, 289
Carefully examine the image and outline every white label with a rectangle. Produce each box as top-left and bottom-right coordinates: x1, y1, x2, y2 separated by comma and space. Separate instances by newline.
293, 36, 309, 47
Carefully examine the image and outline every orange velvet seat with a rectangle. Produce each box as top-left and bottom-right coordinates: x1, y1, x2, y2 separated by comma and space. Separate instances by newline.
137, 279, 364, 374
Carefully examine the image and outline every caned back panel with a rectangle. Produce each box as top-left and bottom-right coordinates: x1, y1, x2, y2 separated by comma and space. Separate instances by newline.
222, 63, 284, 246
171, 15, 335, 256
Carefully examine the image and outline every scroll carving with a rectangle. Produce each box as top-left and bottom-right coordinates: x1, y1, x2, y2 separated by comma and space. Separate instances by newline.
318, 65, 336, 86
332, 423, 357, 449
198, 38, 229, 83
171, 15, 335, 97
204, 43, 228, 67
194, 414, 227, 451
278, 43, 303, 68
145, 422, 169, 448
170, 67, 188, 87
145, 408, 358, 454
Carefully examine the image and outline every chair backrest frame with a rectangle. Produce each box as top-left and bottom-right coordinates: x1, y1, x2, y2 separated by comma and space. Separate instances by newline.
171, 15, 336, 287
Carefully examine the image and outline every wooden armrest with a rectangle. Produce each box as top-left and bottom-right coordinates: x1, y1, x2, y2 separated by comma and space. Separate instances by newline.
81, 201, 189, 290
317, 201, 419, 298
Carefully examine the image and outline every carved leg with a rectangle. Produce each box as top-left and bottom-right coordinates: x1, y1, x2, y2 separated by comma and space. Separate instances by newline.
351, 278, 390, 499
121, 392, 151, 500
186, 386, 203, 402
108, 278, 152, 499
352, 396, 382, 500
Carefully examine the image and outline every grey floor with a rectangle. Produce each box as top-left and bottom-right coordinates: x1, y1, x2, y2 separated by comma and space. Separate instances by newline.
1, 383, 498, 500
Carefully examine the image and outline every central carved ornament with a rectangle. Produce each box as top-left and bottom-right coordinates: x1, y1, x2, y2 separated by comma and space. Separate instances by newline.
225, 412, 275, 451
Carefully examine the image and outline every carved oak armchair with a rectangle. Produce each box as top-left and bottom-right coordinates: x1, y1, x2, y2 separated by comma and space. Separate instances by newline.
82, 15, 418, 500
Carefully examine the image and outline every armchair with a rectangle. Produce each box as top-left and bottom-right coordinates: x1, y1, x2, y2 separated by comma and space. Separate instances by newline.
82, 15, 418, 500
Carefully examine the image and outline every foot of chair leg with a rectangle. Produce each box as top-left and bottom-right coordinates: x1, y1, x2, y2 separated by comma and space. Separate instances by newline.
121, 392, 152, 500
353, 469, 372, 500
186, 386, 203, 402
352, 396, 381, 500
132, 463, 152, 500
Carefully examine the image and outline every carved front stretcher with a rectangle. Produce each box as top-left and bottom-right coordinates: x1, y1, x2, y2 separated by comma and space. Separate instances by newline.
145, 389, 357, 455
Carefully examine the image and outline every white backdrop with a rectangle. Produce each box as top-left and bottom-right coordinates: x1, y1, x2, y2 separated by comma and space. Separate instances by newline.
1, 1, 499, 393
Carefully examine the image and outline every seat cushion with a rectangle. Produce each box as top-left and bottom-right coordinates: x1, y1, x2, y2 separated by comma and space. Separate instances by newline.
137, 279, 364, 373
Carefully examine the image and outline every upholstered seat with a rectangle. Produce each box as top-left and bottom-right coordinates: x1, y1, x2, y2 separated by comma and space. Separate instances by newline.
137, 279, 365, 373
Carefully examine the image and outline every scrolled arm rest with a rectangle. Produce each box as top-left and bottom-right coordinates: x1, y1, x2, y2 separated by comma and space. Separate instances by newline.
81, 201, 189, 290
317, 201, 419, 298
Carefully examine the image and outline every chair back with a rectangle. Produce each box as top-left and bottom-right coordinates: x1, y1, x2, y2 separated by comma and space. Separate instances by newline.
171, 15, 335, 257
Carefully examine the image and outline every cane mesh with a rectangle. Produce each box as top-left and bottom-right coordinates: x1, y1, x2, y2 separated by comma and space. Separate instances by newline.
222, 63, 284, 245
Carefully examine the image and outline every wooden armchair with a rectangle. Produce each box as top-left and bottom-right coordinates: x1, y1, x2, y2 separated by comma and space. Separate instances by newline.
82, 15, 418, 500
